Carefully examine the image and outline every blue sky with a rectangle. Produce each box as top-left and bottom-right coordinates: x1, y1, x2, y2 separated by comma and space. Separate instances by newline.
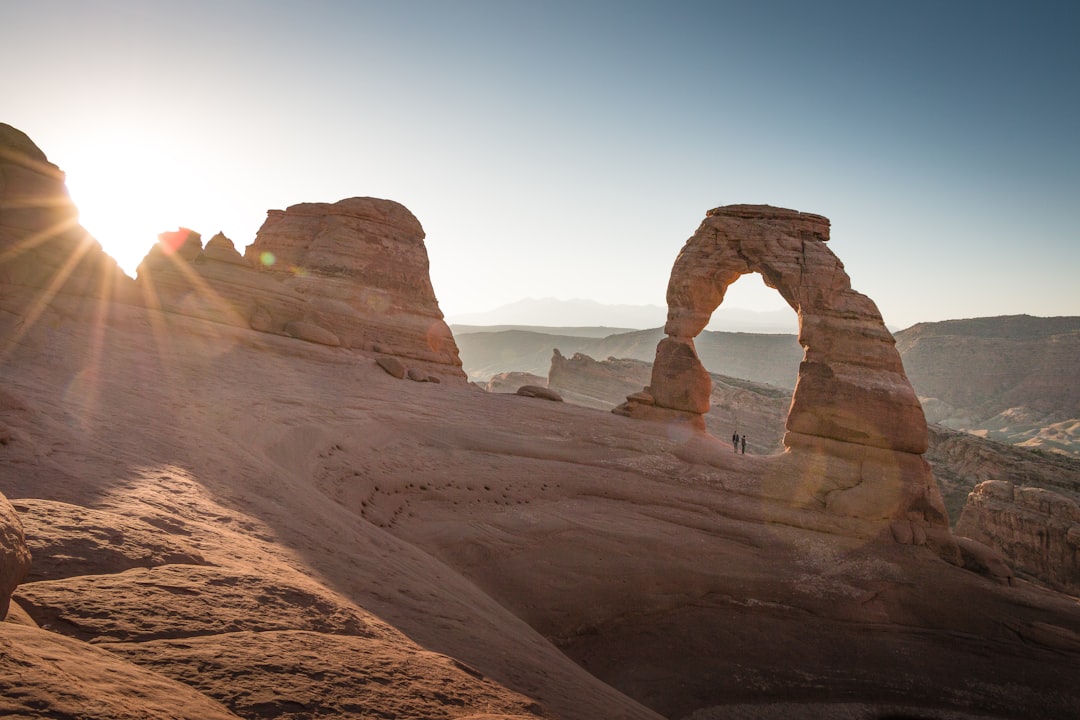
3, 0, 1078, 328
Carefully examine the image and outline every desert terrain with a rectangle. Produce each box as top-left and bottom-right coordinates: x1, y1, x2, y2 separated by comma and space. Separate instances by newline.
3, 122, 1080, 719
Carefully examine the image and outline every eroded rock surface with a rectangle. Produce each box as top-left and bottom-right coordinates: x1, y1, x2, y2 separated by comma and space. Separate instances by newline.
956, 480, 1080, 594
615, 205, 953, 551
0, 622, 241, 720
0, 491, 31, 618
133, 210, 465, 378
11, 499, 208, 583
244, 198, 464, 374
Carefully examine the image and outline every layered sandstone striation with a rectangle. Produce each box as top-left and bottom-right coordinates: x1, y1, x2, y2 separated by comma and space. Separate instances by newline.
243, 198, 463, 374
615, 205, 953, 552
0, 491, 31, 618
956, 480, 1080, 595
134, 206, 465, 380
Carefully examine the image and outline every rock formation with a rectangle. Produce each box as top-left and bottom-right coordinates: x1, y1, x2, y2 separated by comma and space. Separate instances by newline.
0, 490, 31, 618
244, 198, 463, 373
133, 211, 465, 379
0, 123, 128, 307
516, 385, 563, 402
615, 205, 954, 552
956, 480, 1080, 595
486, 371, 548, 394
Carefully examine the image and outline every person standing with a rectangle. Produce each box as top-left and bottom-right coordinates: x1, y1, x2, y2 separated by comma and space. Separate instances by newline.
732, 431, 739, 452
741, 434, 747, 454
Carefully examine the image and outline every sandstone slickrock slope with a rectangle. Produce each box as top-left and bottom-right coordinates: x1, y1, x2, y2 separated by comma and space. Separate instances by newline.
615, 205, 954, 554
5, 126, 1080, 720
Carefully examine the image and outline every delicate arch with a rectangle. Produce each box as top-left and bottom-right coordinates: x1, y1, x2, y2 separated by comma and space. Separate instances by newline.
622, 204, 926, 454
614, 205, 955, 552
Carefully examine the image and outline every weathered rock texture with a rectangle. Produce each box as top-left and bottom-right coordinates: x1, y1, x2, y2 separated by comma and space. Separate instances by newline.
243, 198, 463, 373
134, 209, 465, 380
0, 490, 31, 618
956, 480, 1080, 595
615, 205, 952, 549
0, 123, 128, 305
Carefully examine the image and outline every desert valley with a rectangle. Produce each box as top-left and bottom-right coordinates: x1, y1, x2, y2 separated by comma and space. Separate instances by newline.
3, 119, 1080, 720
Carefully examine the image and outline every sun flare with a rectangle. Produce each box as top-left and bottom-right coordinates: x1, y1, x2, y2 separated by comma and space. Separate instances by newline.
63, 131, 206, 278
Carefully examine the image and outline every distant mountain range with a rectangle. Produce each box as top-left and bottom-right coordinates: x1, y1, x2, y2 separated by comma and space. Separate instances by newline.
446, 297, 798, 334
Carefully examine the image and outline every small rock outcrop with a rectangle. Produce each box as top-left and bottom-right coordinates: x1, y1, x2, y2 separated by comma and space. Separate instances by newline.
956, 480, 1080, 594
0, 491, 31, 618
486, 371, 548, 394
615, 205, 953, 552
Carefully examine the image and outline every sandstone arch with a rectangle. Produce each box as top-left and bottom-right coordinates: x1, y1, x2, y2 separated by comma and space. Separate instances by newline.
615, 205, 954, 552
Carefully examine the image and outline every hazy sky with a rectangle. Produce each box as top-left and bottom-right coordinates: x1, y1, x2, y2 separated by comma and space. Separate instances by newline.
4, 1, 1078, 328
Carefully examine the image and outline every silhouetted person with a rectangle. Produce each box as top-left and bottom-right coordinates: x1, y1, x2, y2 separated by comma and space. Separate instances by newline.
741, 435, 747, 454
732, 432, 739, 452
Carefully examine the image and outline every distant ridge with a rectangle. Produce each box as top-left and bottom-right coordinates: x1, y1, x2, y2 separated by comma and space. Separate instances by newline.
449, 324, 634, 339
453, 326, 803, 388
446, 297, 798, 333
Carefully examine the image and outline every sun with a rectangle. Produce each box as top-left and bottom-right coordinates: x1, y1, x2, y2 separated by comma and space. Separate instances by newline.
62, 131, 206, 278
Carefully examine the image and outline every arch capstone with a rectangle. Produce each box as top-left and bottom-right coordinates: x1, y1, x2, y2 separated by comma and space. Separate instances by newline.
614, 205, 955, 553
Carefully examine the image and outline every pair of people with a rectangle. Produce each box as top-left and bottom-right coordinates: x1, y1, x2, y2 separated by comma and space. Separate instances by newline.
731, 431, 747, 454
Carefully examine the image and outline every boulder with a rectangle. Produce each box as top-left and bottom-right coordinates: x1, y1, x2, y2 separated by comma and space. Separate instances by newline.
376, 356, 407, 379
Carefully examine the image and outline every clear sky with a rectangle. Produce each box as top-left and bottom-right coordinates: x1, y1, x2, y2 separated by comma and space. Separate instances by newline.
3, 0, 1078, 329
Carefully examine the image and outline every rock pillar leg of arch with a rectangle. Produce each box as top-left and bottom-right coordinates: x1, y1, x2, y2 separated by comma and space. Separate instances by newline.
612, 336, 710, 431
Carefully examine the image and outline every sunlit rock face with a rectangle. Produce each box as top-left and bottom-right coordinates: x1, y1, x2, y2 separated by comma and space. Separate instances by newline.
0, 491, 31, 619
244, 198, 464, 375
616, 205, 954, 553
0, 123, 127, 301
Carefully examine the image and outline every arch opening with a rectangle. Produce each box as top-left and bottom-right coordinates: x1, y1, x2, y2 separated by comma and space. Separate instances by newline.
684, 271, 802, 456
